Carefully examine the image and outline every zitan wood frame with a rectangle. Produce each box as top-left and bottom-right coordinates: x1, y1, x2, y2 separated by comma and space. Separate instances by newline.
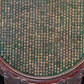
0, 57, 84, 84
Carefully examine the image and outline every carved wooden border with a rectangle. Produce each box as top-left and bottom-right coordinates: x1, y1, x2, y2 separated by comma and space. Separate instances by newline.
0, 57, 84, 84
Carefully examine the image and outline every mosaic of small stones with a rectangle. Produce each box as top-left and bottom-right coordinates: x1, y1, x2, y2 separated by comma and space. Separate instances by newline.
0, 0, 84, 76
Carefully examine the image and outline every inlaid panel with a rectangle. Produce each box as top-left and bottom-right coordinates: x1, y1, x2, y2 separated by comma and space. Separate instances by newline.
0, 0, 84, 78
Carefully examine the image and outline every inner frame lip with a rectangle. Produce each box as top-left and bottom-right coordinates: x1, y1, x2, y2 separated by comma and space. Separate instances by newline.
0, 57, 84, 80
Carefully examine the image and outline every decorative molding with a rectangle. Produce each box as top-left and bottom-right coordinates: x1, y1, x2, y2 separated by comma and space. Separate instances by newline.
0, 57, 84, 84
55, 68, 84, 84
0, 66, 29, 84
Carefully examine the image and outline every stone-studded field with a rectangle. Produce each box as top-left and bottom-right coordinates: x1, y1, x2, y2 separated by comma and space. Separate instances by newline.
0, 0, 84, 77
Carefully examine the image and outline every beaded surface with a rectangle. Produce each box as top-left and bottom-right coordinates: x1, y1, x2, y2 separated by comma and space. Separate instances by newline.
0, 0, 84, 77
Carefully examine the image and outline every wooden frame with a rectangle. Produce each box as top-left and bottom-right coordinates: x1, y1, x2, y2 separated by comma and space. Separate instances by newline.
0, 57, 84, 84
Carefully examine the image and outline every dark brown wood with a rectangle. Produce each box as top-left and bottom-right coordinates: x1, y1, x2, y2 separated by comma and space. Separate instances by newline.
0, 57, 84, 84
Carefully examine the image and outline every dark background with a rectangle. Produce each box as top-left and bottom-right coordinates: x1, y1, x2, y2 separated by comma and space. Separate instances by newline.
82, 77, 84, 84
0, 75, 84, 84
0, 75, 5, 84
